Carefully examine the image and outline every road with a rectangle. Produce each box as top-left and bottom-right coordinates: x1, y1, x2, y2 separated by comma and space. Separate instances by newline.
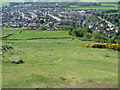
48, 14, 61, 21
98, 16, 115, 27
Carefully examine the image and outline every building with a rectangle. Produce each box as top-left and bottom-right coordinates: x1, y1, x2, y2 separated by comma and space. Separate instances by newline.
24, 0, 33, 2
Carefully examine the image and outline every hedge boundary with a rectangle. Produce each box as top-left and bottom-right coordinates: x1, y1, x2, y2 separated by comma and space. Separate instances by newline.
80, 43, 120, 51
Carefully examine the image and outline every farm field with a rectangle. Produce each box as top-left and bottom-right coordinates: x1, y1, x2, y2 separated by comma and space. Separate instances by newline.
101, 3, 118, 7
2, 29, 71, 39
70, 6, 117, 10
0, 2, 10, 7
2, 30, 118, 88
69, 3, 118, 10
2, 28, 22, 37
8, 31, 71, 39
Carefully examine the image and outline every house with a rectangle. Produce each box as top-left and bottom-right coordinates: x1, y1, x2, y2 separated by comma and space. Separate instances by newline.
95, 26, 104, 31
27, 23, 38, 29
88, 22, 94, 29
9, 24, 19, 28
106, 31, 115, 37
115, 29, 119, 33
89, 25, 94, 29
53, 25, 60, 30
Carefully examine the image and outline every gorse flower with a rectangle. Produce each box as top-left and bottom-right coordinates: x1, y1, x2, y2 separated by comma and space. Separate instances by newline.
80, 43, 120, 51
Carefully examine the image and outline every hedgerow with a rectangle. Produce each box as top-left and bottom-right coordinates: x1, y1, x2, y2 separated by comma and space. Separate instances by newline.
80, 43, 120, 51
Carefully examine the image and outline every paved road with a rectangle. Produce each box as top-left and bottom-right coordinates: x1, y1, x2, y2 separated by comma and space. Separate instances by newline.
48, 14, 61, 21
98, 16, 115, 27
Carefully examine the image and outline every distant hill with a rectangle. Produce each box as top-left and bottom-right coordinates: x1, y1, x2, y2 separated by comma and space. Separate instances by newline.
97, 0, 119, 2
2, 0, 25, 2
34, 0, 119, 2
2, 0, 119, 2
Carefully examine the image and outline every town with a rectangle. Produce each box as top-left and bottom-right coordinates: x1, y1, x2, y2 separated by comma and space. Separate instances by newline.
2, 2, 120, 41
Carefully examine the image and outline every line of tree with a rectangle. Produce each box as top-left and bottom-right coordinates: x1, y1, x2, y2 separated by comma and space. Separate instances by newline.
60, 25, 120, 43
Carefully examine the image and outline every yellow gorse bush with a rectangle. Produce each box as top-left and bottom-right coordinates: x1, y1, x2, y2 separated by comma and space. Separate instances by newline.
80, 43, 120, 51
79, 38, 109, 43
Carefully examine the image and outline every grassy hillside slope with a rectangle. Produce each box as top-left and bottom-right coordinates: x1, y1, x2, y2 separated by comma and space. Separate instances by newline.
2, 30, 118, 88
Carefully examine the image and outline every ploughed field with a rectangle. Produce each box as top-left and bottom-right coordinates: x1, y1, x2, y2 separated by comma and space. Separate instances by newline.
2, 29, 118, 88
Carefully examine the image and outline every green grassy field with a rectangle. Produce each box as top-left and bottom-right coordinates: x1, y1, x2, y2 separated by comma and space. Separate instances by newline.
69, 5, 78, 8
2, 28, 22, 37
71, 6, 117, 10
0, 2, 10, 7
8, 31, 71, 39
69, 3, 118, 10
101, 3, 118, 7
2, 29, 71, 39
2, 30, 118, 88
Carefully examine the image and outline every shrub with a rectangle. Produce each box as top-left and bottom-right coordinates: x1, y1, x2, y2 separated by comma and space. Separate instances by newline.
108, 38, 116, 43
91, 44, 106, 48
69, 28, 88, 37
80, 43, 120, 51
2, 43, 13, 53
115, 39, 120, 44
75, 29, 84, 37
61, 25, 73, 31
12, 59, 24, 64
80, 38, 108, 43
84, 33, 92, 39
75, 28, 88, 37
37, 25, 47, 31
92, 32, 101, 39
68, 29, 76, 36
